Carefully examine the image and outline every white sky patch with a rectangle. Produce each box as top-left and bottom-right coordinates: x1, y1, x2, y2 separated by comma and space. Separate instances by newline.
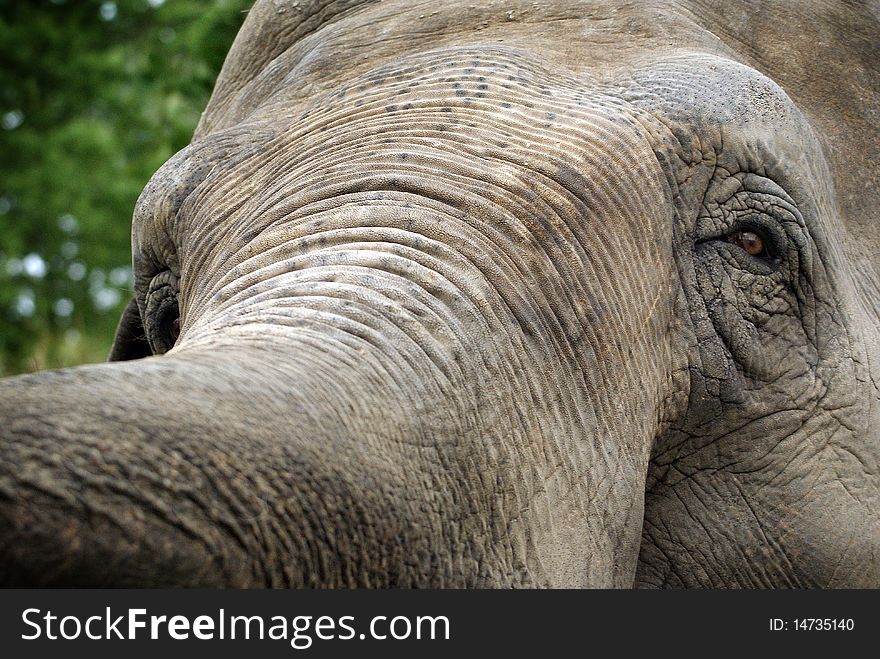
58, 213, 78, 233
15, 289, 35, 317
61, 241, 79, 259
92, 287, 122, 311
100, 2, 117, 22
22, 253, 47, 279
53, 298, 74, 317
67, 261, 87, 281
109, 266, 133, 287
5, 258, 22, 277
2, 110, 23, 131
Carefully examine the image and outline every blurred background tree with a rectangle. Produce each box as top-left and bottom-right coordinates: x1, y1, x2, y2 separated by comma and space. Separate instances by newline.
0, 0, 251, 375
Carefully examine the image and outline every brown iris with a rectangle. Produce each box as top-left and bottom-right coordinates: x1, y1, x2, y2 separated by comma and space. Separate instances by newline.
727, 230, 766, 257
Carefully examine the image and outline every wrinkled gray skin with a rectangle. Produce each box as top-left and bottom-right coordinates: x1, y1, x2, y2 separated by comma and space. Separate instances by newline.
1, 0, 878, 588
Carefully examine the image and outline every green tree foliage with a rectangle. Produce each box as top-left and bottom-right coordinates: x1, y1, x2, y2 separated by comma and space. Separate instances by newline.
0, 0, 251, 374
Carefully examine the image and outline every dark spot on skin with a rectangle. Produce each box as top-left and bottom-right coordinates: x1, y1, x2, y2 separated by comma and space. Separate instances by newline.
355, 100, 364, 107
495, 141, 509, 148
501, 102, 512, 108
440, 106, 453, 113
465, 68, 476, 74
399, 153, 408, 160
455, 89, 468, 97
386, 105, 398, 112
453, 82, 461, 89
478, 76, 486, 82
403, 103, 413, 110
545, 112, 556, 120
555, 164, 591, 204
478, 83, 488, 90
476, 92, 486, 98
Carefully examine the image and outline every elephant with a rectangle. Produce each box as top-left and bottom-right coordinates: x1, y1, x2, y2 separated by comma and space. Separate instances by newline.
0, 0, 878, 588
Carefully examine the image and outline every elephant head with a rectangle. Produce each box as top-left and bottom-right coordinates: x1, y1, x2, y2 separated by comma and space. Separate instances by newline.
1, 0, 878, 587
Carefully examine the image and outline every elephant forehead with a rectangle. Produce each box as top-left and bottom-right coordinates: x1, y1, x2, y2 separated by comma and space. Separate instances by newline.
137, 43, 819, 280
133, 49, 683, 337
134, 47, 684, 292
185, 48, 669, 232
197, 0, 734, 137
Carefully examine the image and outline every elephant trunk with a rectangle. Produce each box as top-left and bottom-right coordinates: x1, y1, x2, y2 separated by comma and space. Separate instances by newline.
0, 339, 488, 587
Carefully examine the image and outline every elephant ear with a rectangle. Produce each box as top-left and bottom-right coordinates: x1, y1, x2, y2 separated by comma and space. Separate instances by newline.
108, 297, 151, 362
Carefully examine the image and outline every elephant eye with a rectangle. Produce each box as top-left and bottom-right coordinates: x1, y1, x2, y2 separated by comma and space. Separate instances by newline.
726, 228, 772, 259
